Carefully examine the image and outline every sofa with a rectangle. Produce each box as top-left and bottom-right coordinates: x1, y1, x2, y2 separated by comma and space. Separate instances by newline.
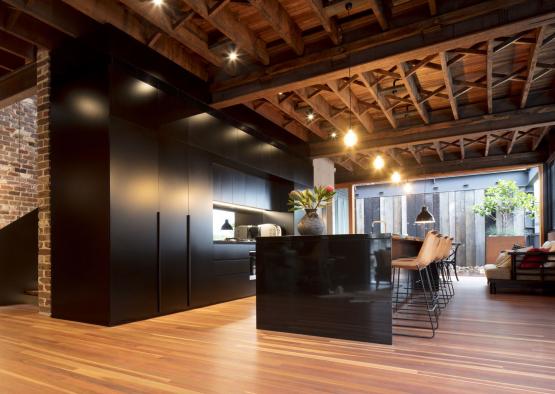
484, 241, 555, 294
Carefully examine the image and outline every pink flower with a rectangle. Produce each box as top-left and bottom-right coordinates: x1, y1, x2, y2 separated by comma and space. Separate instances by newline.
325, 185, 334, 193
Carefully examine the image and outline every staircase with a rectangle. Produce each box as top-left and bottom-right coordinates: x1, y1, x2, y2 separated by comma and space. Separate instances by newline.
0, 209, 38, 306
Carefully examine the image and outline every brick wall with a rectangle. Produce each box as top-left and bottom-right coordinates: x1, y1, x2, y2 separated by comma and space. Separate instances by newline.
0, 97, 37, 229
37, 49, 51, 315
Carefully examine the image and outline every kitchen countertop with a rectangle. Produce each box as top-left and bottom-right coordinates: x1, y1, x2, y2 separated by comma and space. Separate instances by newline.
213, 240, 256, 244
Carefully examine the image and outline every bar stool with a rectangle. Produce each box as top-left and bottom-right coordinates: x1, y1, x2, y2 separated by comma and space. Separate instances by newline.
440, 237, 455, 300
445, 242, 462, 282
433, 236, 453, 308
392, 231, 441, 338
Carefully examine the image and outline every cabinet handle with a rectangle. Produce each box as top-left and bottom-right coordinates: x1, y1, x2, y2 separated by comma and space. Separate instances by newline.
187, 214, 191, 307
157, 211, 161, 313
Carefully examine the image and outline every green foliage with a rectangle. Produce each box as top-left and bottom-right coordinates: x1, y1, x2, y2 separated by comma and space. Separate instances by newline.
288, 185, 336, 212
473, 179, 538, 234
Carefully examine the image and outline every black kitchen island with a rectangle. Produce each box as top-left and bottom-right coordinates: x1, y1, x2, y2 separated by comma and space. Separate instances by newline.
256, 234, 393, 345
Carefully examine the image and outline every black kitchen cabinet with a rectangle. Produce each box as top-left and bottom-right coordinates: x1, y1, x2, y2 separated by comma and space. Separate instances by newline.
213, 243, 256, 300
189, 149, 217, 307
213, 165, 292, 211
158, 130, 189, 314
255, 176, 270, 210
51, 27, 313, 326
109, 116, 159, 323
232, 170, 247, 205
245, 174, 259, 208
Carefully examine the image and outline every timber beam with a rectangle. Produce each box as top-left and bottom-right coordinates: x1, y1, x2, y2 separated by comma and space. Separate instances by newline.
310, 104, 555, 158
337, 151, 545, 183
211, 0, 555, 108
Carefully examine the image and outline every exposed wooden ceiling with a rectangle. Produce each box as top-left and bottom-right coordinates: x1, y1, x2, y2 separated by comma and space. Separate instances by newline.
2, 0, 555, 182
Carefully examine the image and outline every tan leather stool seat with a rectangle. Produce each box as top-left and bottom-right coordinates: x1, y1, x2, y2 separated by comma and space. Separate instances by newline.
392, 258, 429, 270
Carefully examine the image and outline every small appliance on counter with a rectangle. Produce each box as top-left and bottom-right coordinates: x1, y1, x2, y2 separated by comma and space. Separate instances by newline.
234, 225, 259, 241
233, 224, 281, 241
258, 223, 282, 237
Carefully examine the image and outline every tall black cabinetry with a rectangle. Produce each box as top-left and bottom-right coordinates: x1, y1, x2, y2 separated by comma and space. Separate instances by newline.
50, 26, 313, 325
51, 51, 193, 325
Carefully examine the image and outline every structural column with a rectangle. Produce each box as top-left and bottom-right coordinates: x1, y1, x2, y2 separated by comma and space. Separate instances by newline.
36, 49, 51, 315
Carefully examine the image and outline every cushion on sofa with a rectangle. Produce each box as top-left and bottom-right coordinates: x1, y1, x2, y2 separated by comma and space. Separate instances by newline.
495, 252, 512, 268
484, 264, 511, 280
518, 248, 550, 268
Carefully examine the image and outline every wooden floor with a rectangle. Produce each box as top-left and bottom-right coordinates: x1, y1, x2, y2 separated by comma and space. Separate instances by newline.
1, 278, 555, 393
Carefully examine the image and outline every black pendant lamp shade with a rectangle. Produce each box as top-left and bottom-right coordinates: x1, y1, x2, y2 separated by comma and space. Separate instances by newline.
221, 219, 233, 230
415, 206, 435, 224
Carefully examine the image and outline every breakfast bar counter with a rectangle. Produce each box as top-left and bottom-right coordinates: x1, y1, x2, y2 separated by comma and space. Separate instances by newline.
256, 234, 394, 344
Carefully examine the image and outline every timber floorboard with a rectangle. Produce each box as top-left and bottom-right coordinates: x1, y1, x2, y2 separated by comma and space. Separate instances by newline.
0, 277, 554, 393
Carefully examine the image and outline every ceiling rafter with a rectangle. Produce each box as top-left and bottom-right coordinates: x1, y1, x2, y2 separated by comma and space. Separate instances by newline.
532, 126, 550, 150
266, 94, 328, 139
368, 0, 389, 31
305, 0, 341, 45
327, 78, 374, 133
244, 100, 310, 141
408, 145, 422, 164
296, 87, 347, 133
247, 0, 304, 56
507, 130, 520, 155
486, 40, 493, 114
397, 62, 430, 124
181, 0, 269, 64
433, 141, 444, 161
439, 51, 459, 120
119, 0, 222, 67
359, 71, 397, 128
61, 0, 208, 80
493, 30, 530, 53
521, 26, 547, 108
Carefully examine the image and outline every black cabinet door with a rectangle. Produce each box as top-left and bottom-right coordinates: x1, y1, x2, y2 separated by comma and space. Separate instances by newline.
220, 165, 233, 203
158, 133, 189, 314
232, 169, 246, 205
244, 174, 258, 208
109, 116, 159, 324
188, 148, 217, 307
253, 177, 265, 209
213, 164, 223, 202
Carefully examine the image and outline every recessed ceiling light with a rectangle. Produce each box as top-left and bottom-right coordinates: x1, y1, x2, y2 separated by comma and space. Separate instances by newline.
330, 132, 337, 139
152, 0, 164, 6
307, 112, 314, 121
228, 49, 238, 62
343, 128, 357, 147
391, 171, 401, 184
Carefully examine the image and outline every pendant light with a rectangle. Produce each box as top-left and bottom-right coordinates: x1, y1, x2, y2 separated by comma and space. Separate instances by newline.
373, 155, 384, 170
415, 206, 435, 224
415, 179, 436, 224
221, 219, 233, 230
343, 2, 357, 148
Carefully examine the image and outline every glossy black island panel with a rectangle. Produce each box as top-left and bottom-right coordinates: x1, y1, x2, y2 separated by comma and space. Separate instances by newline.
256, 234, 392, 345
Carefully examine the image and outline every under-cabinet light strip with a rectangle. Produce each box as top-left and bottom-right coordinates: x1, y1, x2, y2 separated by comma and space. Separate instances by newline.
213, 201, 268, 213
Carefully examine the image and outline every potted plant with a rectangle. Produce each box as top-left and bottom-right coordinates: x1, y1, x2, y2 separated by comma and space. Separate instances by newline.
288, 185, 336, 235
472, 179, 538, 263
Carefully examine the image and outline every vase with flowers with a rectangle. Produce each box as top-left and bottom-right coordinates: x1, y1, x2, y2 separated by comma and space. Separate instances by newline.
288, 185, 336, 235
